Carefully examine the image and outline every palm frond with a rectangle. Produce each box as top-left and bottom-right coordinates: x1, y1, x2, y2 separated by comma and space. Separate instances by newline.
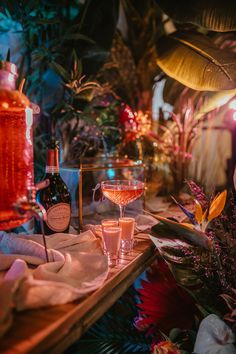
65, 287, 151, 354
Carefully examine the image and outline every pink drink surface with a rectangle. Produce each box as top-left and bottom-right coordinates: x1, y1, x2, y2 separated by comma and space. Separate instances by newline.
101, 219, 119, 229
0, 109, 34, 230
102, 186, 143, 206
119, 217, 135, 240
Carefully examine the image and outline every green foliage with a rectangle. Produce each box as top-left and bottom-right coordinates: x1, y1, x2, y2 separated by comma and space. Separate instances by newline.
0, 0, 119, 111
155, 0, 236, 32
169, 328, 197, 353
0, 0, 119, 173
65, 287, 151, 354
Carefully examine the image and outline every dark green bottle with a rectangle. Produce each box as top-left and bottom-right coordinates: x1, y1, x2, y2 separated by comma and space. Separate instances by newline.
37, 138, 71, 235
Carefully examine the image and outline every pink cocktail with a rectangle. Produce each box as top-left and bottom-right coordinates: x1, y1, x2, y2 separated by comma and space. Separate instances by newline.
101, 179, 144, 218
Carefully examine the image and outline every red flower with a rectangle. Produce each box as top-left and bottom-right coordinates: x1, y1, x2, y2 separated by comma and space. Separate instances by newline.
119, 103, 138, 131
137, 261, 197, 334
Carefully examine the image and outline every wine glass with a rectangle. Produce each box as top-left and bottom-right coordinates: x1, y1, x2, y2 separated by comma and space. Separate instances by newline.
101, 179, 145, 218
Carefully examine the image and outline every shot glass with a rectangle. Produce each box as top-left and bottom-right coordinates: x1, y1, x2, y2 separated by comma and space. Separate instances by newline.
119, 217, 135, 252
101, 219, 119, 230
102, 226, 121, 266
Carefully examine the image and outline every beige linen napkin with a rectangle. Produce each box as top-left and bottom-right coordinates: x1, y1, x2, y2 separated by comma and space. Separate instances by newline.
0, 230, 109, 338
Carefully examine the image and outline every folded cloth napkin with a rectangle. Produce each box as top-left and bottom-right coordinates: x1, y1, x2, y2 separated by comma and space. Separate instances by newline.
0, 230, 109, 338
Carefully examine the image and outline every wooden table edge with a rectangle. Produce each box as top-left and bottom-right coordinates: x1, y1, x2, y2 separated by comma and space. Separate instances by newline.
0, 239, 156, 354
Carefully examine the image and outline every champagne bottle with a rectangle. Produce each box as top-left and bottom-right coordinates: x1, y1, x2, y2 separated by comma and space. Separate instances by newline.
37, 138, 71, 235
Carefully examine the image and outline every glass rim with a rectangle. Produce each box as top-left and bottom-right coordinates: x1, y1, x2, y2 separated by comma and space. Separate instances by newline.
102, 226, 121, 231
118, 217, 135, 221
101, 179, 144, 187
101, 218, 119, 223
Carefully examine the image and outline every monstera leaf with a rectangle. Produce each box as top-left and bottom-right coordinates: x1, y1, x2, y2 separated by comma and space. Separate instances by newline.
156, 31, 236, 91
155, 0, 236, 32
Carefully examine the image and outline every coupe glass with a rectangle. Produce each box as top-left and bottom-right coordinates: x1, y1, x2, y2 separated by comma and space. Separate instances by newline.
101, 179, 145, 218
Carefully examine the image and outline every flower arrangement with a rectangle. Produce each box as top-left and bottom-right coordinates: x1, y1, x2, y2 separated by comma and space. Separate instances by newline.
52, 54, 140, 162
135, 181, 236, 353
151, 97, 209, 195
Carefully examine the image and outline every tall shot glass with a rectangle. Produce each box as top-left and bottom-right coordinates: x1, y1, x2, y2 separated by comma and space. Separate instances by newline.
119, 217, 135, 252
102, 226, 121, 266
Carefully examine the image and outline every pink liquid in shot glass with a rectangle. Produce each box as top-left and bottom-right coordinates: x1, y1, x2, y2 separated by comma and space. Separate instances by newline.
102, 226, 121, 266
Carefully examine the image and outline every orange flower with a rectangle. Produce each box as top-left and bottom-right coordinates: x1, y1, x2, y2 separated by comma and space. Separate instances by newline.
152, 341, 180, 354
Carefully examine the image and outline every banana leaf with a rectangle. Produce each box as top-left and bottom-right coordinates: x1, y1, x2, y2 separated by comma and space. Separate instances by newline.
156, 31, 236, 91
163, 78, 236, 113
150, 222, 224, 312
149, 225, 201, 288
155, 0, 236, 32
150, 215, 211, 249
194, 90, 236, 118
163, 77, 197, 105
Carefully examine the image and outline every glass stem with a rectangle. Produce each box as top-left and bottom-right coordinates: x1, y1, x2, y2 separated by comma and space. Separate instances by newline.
119, 205, 125, 218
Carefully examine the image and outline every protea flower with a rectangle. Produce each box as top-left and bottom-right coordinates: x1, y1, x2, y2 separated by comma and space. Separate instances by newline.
136, 261, 198, 334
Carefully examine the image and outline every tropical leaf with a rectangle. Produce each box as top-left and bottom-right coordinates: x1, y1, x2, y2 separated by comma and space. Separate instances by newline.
49, 61, 70, 82
155, 0, 236, 32
163, 79, 236, 115
156, 31, 236, 91
77, 0, 120, 75
163, 77, 190, 105
65, 287, 150, 354
194, 90, 236, 119
151, 215, 211, 249
149, 229, 203, 291
181, 223, 195, 229
207, 190, 227, 222
62, 33, 95, 43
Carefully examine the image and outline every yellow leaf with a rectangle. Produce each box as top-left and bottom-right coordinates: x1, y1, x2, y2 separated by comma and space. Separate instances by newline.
194, 200, 203, 223
208, 190, 227, 222
181, 223, 195, 229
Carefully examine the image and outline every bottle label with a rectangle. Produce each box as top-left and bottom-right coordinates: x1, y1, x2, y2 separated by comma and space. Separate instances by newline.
46, 203, 71, 232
